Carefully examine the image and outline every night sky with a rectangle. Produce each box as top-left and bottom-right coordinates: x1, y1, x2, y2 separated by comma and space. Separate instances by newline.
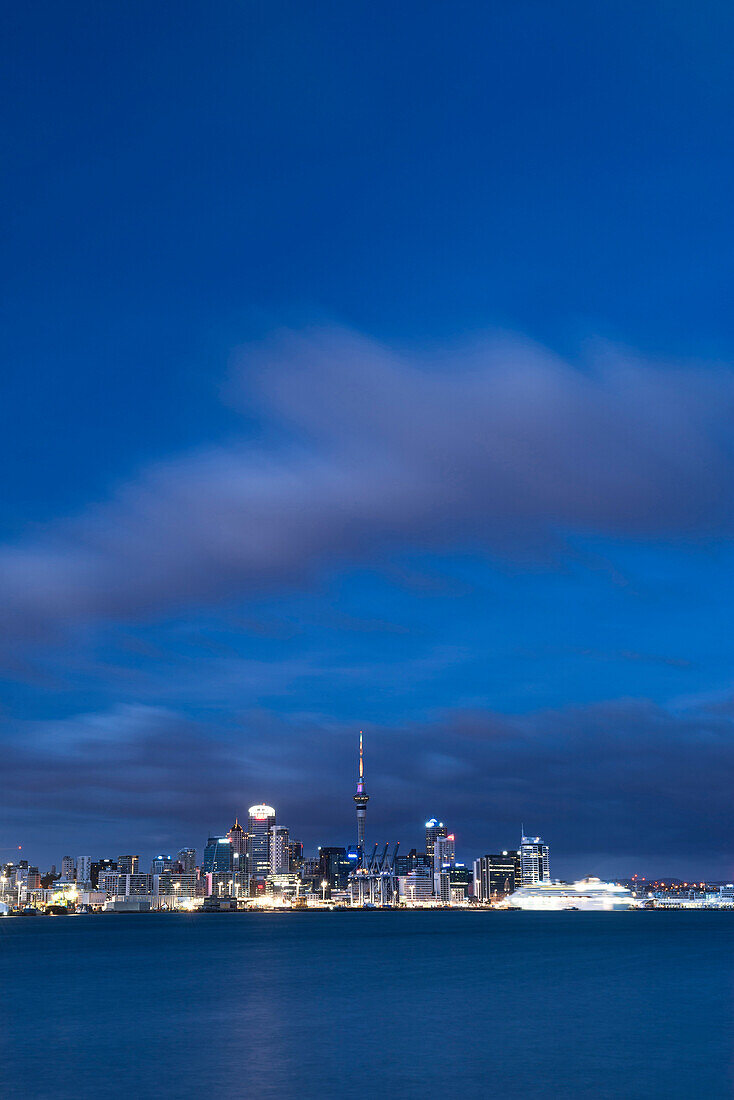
3, 2, 734, 878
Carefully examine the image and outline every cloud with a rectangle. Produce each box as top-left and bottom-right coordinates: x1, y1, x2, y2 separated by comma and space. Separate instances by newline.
2, 327, 734, 642
4, 696, 734, 878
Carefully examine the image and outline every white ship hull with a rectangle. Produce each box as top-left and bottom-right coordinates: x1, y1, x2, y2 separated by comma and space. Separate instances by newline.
507, 878, 635, 912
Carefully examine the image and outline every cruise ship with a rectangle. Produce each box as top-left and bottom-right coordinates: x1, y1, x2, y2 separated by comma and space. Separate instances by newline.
505, 877, 635, 911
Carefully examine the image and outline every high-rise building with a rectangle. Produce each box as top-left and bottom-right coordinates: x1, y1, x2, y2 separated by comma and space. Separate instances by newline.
402, 868, 433, 903
270, 825, 290, 875
287, 840, 304, 871
520, 834, 550, 885
76, 856, 92, 885
118, 855, 140, 875
228, 820, 247, 874
318, 847, 351, 893
202, 837, 232, 873
353, 732, 369, 855
247, 805, 276, 879
433, 834, 455, 872
395, 849, 433, 876
150, 854, 175, 875
90, 859, 117, 888
473, 852, 520, 902
177, 848, 196, 874
61, 856, 75, 881
433, 834, 456, 897
425, 820, 447, 863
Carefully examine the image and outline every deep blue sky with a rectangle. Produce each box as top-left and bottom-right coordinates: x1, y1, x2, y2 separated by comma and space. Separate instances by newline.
3, 1, 734, 877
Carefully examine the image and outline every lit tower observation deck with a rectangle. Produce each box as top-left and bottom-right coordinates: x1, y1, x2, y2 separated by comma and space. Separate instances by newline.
353, 731, 369, 855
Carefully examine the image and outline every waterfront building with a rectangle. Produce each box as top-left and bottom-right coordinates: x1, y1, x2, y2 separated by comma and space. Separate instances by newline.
270, 825, 290, 875
401, 868, 433, 903
154, 873, 197, 900
520, 834, 550, 886
177, 848, 196, 874
203, 837, 233, 873
353, 732, 369, 857
318, 847, 351, 894
425, 820, 447, 863
247, 805, 276, 880
435, 870, 451, 904
61, 856, 74, 880
449, 864, 472, 902
266, 873, 302, 902
118, 855, 140, 875
98, 870, 122, 895
473, 852, 520, 902
126, 873, 153, 896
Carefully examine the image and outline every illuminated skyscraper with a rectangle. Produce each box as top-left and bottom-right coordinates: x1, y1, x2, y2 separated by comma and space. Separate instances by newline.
353, 731, 369, 854
270, 825, 290, 874
202, 837, 232, 873
177, 848, 196, 874
433, 833, 455, 872
425, 819, 447, 863
228, 819, 247, 873
520, 833, 550, 885
150, 854, 174, 875
247, 805, 276, 879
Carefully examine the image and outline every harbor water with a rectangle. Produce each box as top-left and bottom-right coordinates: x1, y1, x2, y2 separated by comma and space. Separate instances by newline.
1, 909, 732, 1098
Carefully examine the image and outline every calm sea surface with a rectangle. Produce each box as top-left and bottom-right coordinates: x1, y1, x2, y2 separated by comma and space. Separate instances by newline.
1, 909, 732, 1098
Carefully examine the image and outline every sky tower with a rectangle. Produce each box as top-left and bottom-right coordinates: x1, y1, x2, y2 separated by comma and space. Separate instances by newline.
353, 731, 369, 853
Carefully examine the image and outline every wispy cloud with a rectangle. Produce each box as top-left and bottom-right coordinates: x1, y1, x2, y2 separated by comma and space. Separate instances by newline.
2, 328, 734, 644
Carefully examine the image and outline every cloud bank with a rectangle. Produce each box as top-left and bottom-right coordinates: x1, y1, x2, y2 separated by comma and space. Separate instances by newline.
3, 696, 733, 878
3, 328, 734, 638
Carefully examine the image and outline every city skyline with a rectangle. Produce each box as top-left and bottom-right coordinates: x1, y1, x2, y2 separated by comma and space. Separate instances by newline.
3, 4, 734, 881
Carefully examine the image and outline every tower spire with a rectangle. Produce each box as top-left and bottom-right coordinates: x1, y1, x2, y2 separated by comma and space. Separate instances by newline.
353, 729, 369, 855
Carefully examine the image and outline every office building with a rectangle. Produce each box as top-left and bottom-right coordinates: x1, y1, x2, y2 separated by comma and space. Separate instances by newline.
433, 834, 455, 872
247, 805, 276, 879
520, 834, 550, 886
425, 819, 447, 863
473, 852, 520, 902
227, 820, 247, 873
270, 825, 290, 875
288, 840, 304, 871
118, 855, 140, 875
449, 864, 472, 901
76, 856, 92, 885
177, 848, 196, 874
402, 868, 434, 903
61, 856, 74, 881
90, 859, 117, 888
150, 854, 175, 875
395, 849, 433, 876
203, 837, 232, 873
318, 847, 351, 893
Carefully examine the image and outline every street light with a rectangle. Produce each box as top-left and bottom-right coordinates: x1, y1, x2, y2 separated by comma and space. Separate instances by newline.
321, 879, 328, 902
